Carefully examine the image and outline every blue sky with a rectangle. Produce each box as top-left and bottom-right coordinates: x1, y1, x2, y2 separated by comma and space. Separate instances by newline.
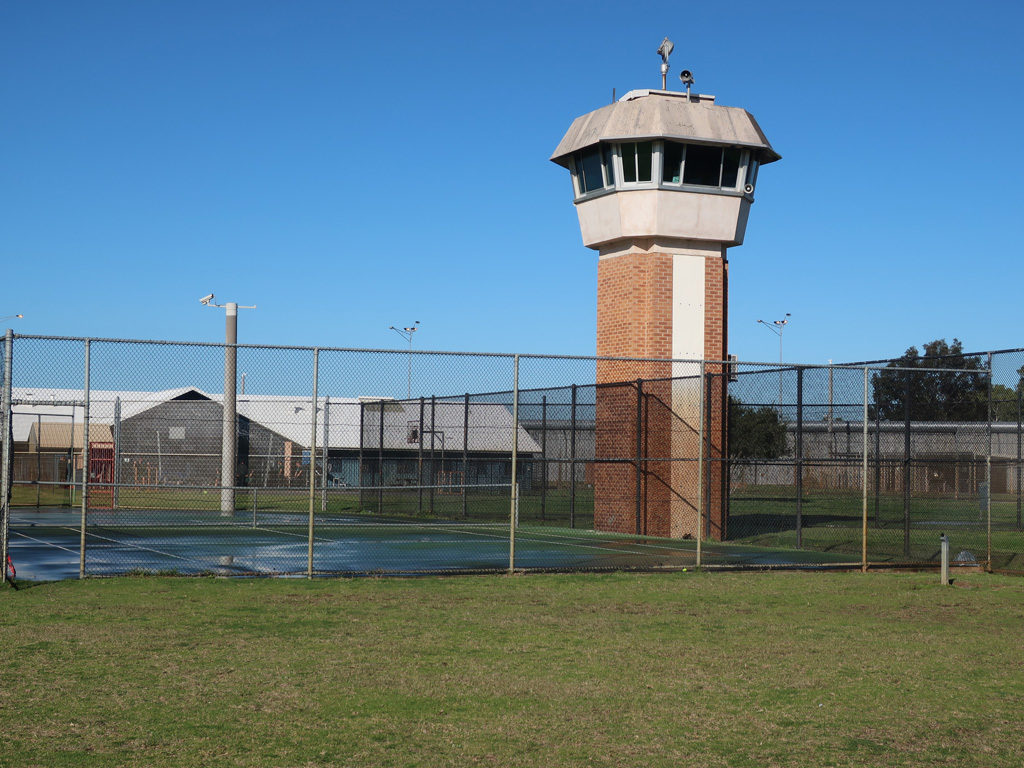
2, 0, 1023, 365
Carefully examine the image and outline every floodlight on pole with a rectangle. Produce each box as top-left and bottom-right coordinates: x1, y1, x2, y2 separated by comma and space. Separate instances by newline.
201, 293, 256, 516
389, 321, 420, 399
757, 313, 791, 408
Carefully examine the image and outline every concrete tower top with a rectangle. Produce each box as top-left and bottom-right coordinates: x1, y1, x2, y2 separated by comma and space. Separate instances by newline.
550, 90, 780, 169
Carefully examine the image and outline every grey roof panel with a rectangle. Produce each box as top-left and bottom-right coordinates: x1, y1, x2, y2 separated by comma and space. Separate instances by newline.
551, 91, 779, 167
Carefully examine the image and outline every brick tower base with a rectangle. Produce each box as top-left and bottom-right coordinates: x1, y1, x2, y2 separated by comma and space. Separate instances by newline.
593, 243, 728, 540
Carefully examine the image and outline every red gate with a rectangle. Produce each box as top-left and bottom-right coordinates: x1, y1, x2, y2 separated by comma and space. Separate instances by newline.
88, 441, 115, 509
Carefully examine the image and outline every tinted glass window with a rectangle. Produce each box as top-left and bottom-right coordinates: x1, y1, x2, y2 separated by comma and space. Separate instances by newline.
662, 142, 684, 183
721, 148, 742, 188
579, 147, 604, 193
621, 142, 637, 182
636, 141, 653, 182
682, 145, 722, 186
601, 144, 615, 185
745, 158, 760, 188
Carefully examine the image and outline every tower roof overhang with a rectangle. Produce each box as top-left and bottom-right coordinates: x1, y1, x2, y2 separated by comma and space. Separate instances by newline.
550, 90, 780, 168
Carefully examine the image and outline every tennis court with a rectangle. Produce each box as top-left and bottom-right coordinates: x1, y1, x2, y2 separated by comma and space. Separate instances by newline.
6, 505, 853, 581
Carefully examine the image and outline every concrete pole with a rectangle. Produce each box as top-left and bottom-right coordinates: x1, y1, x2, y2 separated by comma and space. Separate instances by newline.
221, 303, 237, 516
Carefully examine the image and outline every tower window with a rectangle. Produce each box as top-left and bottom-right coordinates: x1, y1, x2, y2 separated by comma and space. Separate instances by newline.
620, 141, 653, 183
662, 142, 684, 184
745, 157, 760, 191
662, 141, 748, 191
722, 148, 742, 188
682, 144, 722, 186
574, 145, 615, 195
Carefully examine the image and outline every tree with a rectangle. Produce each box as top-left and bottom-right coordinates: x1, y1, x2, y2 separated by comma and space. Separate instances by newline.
990, 365, 1024, 421
870, 339, 988, 422
728, 396, 788, 459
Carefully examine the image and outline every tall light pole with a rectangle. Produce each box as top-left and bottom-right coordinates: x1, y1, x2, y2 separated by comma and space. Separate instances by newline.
389, 321, 420, 399
757, 313, 791, 408
201, 294, 256, 515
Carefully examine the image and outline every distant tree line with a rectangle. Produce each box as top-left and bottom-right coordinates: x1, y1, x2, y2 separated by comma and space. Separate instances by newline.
727, 339, 1024, 458
870, 338, 1023, 422
728, 396, 787, 459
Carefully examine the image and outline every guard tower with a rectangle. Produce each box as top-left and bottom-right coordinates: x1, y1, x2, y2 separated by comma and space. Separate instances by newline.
550, 42, 778, 539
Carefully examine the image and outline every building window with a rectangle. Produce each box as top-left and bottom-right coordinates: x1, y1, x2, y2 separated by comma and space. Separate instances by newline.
601, 144, 615, 185
722, 148, 742, 188
620, 141, 653, 183
682, 144, 723, 186
662, 141, 684, 183
661, 141, 748, 191
618, 141, 651, 183
574, 144, 615, 196
574, 140, 755, 199
745, 157, 760, 191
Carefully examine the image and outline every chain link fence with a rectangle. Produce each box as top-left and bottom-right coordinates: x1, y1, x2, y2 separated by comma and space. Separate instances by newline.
2, 332, 1022, 580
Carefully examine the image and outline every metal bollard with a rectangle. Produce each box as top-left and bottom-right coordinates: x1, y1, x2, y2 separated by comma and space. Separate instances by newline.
940, 532, 950, 585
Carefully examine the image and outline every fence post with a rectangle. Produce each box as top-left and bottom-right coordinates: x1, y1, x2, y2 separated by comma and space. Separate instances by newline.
862, 366, 869, 572
696, 361, 705, 569
540, 395, 547, 522
903, 371, 911, 559
569, 384, 577, 529
635, 379, 643, 537
509, 354, 519, 574
418, 397, 424, 514
113, 397, 121, 509
379, 399, 386, 514
357, 401, 364, 511
321, 395, 329, 514
796, 367, 803, 549
462, 393, 469, 520
874, 397, 881, 524
428, 396, 435, 513
1017, 385, 1022, 530
79, 339, 91, 578
35, 415, 41, 507
307, 348, 319, 579
986, 352, 993, 571
704, 370, 713, 539
1, 330, 12, 586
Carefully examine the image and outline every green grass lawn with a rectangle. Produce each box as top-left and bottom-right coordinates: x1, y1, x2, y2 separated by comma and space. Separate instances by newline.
1, 572, 1022, 768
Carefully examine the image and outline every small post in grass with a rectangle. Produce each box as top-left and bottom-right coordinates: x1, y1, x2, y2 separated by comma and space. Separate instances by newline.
940, 532, 950, 585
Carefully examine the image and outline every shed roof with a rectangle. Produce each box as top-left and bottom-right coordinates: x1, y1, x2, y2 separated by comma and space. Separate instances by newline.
10, 387, 540, 454
550, 90, 779, 168
27, 422, 113, 450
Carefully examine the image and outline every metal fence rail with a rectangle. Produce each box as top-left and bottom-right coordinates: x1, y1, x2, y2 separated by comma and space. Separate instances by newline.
3, 331, 1023, 581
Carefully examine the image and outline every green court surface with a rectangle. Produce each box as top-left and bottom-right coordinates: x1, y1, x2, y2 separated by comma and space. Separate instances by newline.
6, 507, 855, 580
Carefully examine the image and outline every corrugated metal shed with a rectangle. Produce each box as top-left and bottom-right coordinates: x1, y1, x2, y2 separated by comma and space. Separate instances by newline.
11, 387, 204, 442
26, 422, 113, 450
550, 90, 779, 167
10, 388, 539, 454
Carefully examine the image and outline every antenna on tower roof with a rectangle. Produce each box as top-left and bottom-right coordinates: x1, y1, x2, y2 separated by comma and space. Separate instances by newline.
656, 37, 674, 90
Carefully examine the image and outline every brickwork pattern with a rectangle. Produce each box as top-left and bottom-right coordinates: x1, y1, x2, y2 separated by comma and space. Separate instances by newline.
593, 251, 728, 539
